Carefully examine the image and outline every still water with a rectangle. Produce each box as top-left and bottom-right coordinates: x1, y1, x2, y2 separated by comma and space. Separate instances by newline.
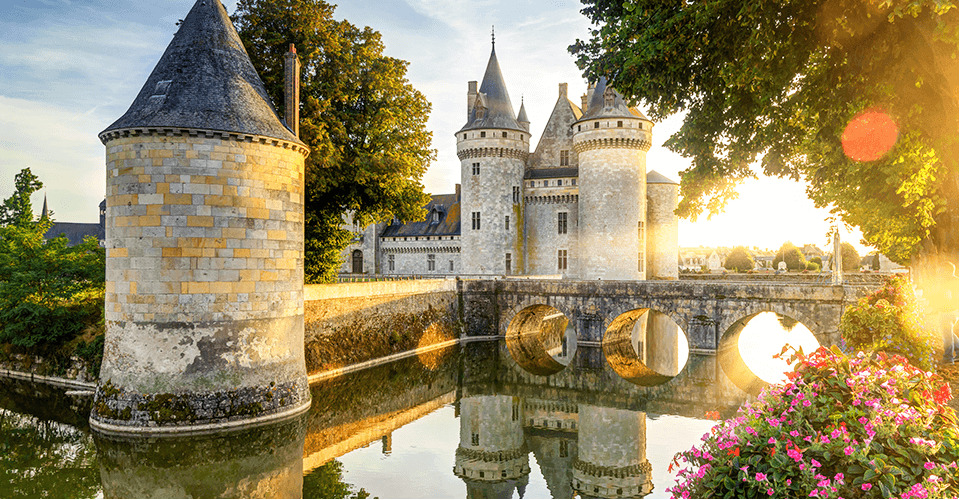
0, 313, 818, 499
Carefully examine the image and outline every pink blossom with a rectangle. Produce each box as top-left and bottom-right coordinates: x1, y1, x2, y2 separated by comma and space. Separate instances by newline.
862, 483, 873, 491
834, 473, 844, 484
802, 400, 811, 407
844, 446, 854, 456
830, 428, 842, 439
811, 459, 821, 468
756, 472, 768, 481
767, 488, 774, 495
924, 462, 936, 470
820, 435, 830, 444
768, 437, 776, 444
786, 479, 792, 486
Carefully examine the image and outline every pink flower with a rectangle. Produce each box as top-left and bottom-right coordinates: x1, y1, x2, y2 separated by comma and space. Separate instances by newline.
862, 483, 873, 491
756, 472, 768, 481
834, 473, 844, 484
811, 459, 821, 468
786, 479, 792, 486
924, 462, 936, 470
768, 437, 776, 444
818, 479, 830, 487
802, 400, 811, 407
767, 488, 774, 495
830, 428, 842, 439
844, 446, 854, 456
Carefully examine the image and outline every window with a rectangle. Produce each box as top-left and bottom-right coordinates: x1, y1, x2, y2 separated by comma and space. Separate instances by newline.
471, 212, 480, 230
480, 131, 486, 138
617, 120, 623, 127
431, 210, 439, 224
463, 133, 467, 139
505, 253, 512, 274
512, 399, 520, 421
471, 433, 479, 446
543, 180, 549, 187
558, 249, 568, 271
594, 121, 600, 128
505, 215, 510, 230
577, 125, 581, 131
638, 220, 644, 240
502, 131, 507, 138
428, 254, 436, 271
449, 260, 454, 271
558, 212, 568, 234
559, 440, 569, 458
557, 180, 562, 186
529, 181, 534, 187
472, 162, 480, 175
560, 150, 569, 166
513, 186, 520, 203
388, 254, 395, 271
572, 179, 577, 186
639, 251, 644, 273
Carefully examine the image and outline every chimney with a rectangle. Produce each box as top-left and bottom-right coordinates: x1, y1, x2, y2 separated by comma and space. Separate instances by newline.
559, 82, 568, 98
467, 81, 478, 118
284, 44, 301, 138
455, 183, 461, 203
582, 82, 595, 111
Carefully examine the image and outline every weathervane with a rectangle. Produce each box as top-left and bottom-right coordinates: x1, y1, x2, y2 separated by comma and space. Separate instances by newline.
492, 26, 495, 47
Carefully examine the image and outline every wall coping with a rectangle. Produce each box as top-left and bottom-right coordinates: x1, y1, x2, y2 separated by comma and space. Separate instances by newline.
305, 278, 457, 301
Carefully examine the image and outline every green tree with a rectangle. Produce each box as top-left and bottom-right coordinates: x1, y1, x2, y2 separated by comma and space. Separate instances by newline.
810, 256, 823, 269
233, 0, 435, 282
723, 246, 755, 271
570, 0, 958, 278
841, 241, 860, 272
0, 168, 43, 228
773, 242, 806, 271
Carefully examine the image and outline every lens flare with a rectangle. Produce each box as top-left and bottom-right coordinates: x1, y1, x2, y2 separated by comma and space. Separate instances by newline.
841, 110, 899, 162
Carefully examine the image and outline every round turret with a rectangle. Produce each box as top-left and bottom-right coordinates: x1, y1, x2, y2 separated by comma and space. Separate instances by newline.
91, 0, 310, 433
454, 395, 531, 488
456, 40, 529, 275
572, 78, 653, 280
646, 171, 680, 279
573, 405, 654, 498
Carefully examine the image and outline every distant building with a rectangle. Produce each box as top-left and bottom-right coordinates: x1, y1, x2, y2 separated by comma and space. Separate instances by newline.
800, 244, 825, 263
41, 197, 106, 247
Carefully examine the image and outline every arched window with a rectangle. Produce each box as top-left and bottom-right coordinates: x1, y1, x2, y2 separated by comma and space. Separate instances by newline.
351, 250, 363, 274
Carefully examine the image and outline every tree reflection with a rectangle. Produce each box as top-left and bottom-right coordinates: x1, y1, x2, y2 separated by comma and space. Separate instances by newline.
0, 409, 100, 499
302, 460, 370, 499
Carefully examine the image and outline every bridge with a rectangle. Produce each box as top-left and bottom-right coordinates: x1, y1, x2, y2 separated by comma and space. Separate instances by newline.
459, 278, 872, 352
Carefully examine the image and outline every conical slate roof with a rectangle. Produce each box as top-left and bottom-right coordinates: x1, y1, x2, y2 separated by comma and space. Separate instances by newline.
646, 170, 679, 185
100, 0, 303, 145
576, 77, 648, 123
459, 43, 524, 133
517, 99, 529, 124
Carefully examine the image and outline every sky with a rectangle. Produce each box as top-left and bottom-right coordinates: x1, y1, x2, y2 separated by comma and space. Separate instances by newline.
0, 0, 874, 254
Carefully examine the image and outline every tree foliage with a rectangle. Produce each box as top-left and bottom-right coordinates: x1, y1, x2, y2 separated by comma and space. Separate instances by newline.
723, 246, 756, 271
0, 169, 105, 349
233, 0, 435, 282
774, 242, 807, 271
840, 242, 861, 272
571, 0, 958, 269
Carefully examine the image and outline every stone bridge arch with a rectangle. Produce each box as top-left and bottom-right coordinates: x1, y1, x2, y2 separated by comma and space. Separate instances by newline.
717, 302, 840, 349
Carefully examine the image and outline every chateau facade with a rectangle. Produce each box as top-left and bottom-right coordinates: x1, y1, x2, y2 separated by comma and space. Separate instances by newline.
342, 41, 679, 280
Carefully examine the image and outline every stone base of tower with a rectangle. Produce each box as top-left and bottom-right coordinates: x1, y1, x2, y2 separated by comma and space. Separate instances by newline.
90, 316, 310, 434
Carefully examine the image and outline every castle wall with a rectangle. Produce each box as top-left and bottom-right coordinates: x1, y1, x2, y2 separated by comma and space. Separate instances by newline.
379, 236, 461, 275
523, 180, 579, 277
338, 217, 381, 274
95, 131, 309, 429
458, 130, 528, 275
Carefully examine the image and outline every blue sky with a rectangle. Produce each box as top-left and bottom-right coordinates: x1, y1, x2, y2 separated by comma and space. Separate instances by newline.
0, 0, 872, 253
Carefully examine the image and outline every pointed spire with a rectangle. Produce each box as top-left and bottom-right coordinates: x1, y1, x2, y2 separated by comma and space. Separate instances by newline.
40, 194, 49, 221
101, 0, 302, 145
458, 31, 523, 133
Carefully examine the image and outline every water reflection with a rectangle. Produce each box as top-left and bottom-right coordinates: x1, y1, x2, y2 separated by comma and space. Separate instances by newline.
720, 312, 820, 392
0, 337, 773, 499
505, 305, 577, 376
96, 415, 306, 498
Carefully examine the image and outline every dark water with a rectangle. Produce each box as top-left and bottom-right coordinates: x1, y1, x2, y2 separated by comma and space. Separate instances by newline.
0, 314, 823, 500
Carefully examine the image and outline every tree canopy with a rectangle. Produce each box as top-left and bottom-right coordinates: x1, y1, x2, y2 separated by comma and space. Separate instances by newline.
571, 0, 958, 271
840, 241, 861, 272
774, 242, 807, 271
233, 0, 435, 282
723, 246, 755, 271
0, 168, 43, 228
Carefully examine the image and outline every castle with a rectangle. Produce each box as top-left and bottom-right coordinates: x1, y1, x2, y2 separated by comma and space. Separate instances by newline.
343, 39, 679, 280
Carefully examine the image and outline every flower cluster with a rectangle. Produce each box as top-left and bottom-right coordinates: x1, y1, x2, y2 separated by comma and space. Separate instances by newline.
667, 347, 958, 498
840, 275, 937, 370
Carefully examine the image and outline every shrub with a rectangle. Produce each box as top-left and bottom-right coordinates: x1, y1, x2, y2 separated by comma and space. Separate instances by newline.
840, 275, 937, 371
807, 261, 821, 271
668, 347, 958, 499
774, 242, 807, 271
724, 247, 755, 272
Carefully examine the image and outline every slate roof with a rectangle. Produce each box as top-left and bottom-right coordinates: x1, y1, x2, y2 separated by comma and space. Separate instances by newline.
576, 77, 648, 123
525, 167, 579, 179
458, 44, 524, 133
381, 193, 461, 237
646, 170, 679, 185
517, 100, 529, 124
100, 0, 303, 146
45, 222, 104, 246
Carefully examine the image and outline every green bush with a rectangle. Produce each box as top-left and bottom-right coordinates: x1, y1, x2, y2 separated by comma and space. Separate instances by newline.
774, 242, 807, 271
840, 275, 937, 371
807, 261, 821, 271
668, 347, 958, 499
724, 247, 755, 272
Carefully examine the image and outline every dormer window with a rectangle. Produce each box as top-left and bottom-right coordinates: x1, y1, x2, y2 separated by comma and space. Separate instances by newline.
560, 150, 569, 166
604, 87, 616, 107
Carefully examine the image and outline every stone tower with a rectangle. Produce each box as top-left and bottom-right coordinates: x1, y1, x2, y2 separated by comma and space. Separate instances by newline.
92, 0, 310, 432
645, 171, 680, 279
573, 78, 653, 280
454, 395, 530, 497
457, 37, 530, 275
573, 405, 654, 498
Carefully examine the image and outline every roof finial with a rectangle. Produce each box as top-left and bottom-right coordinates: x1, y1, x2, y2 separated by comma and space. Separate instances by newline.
491, 26, 495, 48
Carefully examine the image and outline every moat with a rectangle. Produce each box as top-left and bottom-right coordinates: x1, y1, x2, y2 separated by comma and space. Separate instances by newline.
0, 312, 820, 499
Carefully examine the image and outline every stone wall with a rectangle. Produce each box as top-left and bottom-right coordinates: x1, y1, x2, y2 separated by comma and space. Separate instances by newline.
303, 279, 460, 374
524, 184, 579, 277
379, 236, 461, 275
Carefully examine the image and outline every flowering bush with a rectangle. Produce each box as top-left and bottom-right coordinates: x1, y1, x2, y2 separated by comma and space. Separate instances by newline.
668, 347, 958, 499
840, 275, 937, 371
